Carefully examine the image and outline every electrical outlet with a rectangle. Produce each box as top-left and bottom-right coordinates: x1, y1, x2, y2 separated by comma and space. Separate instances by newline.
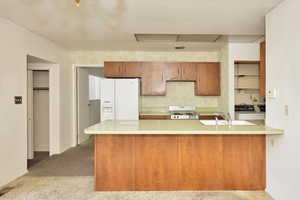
14, 96, 22, 104
267, 88, 278, 98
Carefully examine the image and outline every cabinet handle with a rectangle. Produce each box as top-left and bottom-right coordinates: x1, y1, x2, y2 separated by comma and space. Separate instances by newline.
162, 73, 164, 81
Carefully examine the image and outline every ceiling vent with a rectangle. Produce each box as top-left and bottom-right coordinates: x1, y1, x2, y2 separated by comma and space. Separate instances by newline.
135, 34, 221, 43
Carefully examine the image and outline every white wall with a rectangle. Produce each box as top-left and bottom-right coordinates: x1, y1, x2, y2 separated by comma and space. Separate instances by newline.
266, 0, 300, 199
227, 43, 260, 118
219, 44, 229, 113
0, 18, 73, 187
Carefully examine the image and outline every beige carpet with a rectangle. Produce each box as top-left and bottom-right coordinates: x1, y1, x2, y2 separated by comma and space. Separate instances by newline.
0, 138, 273, 200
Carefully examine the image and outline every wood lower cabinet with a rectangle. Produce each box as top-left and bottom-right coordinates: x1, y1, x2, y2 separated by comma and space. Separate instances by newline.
195, 62, 220, 96
141, 62, 166, 96
260, 42, 266, 97
95, 134, 266, 191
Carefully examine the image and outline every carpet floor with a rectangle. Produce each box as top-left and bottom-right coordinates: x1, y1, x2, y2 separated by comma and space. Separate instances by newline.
0, 137, 273, 200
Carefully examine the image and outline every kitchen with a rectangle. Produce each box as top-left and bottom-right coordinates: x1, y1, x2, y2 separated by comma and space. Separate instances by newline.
85, 58, 282, 191
2, 0, 299, 199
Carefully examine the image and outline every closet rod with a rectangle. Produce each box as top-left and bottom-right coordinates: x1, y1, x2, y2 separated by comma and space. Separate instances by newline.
33, 87, 49, 91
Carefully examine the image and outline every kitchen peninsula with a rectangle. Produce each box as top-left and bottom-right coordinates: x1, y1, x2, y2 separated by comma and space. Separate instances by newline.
85, 120, 283, 191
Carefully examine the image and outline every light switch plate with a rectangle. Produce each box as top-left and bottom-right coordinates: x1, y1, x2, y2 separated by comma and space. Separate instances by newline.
284, 105, 289, 116
15, 96, 22, 104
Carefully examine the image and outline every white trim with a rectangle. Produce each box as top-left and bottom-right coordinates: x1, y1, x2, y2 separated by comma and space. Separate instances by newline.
72, 64, 103, 146
28, 63, 60, 155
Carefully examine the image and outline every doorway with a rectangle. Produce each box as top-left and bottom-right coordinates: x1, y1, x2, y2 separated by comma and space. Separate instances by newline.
27, 55, 60, 169
76, 67, 103, 145
27, 70, 50, 168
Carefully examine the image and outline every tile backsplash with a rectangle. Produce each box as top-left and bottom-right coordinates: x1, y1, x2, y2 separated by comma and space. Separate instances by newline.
140, 82, 219, 110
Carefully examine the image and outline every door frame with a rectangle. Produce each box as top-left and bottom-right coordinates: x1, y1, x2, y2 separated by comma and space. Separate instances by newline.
27, 63, 60, 156
72, 64, 103, 146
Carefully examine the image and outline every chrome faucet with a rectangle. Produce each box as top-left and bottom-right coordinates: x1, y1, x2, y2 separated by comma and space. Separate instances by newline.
220, 113, 232, 126
214, 116, 219, 126
227, 113, 232, 126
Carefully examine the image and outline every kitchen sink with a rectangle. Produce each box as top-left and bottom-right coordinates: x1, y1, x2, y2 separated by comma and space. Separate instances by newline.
200, 120, 255, 126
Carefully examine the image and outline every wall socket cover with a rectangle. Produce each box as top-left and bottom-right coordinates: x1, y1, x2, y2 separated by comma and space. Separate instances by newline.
267, 88, 278, 98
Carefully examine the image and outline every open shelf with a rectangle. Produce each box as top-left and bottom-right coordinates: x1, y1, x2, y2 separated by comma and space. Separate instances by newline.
235, 88, 259, 90
235, 75, 259, 77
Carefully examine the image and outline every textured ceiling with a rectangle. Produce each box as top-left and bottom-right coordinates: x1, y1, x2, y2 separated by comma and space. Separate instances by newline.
0, 0, 283, 51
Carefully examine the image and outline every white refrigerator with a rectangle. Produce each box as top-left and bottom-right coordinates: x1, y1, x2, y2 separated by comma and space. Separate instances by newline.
100, 78, 139, 121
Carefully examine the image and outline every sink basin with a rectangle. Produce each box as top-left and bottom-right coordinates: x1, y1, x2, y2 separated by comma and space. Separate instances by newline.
200, 120, 255, 126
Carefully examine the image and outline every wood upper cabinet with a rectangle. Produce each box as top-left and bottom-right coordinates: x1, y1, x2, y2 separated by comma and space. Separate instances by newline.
104, 62, 124, 77
122, 62, 142, 77
181, 62, 197, 81
259, 42, 266, 97
141, 62, 166, 96
165, 62, 181, 81
195, 62, 220, 96
104, 62, 142, 78
104, 61, 221, 96
166, 62, 197, 81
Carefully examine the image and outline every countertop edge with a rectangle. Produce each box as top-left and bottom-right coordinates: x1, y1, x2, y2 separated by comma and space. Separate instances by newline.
85, 130, 284, 135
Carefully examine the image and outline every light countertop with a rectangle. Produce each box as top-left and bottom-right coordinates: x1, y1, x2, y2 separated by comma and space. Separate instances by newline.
139, 111, 224, 116
85, 120, 283, 135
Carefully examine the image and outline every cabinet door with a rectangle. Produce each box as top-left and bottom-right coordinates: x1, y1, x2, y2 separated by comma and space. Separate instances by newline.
165, 62, 181, 81
122, 62, 142, 77
181, 62, 197, 81
141, 62, 166, 96
104, 62, 124, 77
259, 42, 266, 97
195, 62, 220, 96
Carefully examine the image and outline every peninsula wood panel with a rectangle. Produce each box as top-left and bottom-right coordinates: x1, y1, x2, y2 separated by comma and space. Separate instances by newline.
179, 135, 224, 190
94, 135, 266, 191
223, 135, 266, 190
95, 135, 135, 191
135, 135, 178, 190
260, 42, 266, 97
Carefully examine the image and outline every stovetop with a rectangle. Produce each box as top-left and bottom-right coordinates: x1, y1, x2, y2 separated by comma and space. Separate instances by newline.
169, 105, 199, 120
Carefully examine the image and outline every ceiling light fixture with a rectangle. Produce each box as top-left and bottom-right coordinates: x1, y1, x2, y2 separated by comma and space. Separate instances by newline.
75, 0, 80, 7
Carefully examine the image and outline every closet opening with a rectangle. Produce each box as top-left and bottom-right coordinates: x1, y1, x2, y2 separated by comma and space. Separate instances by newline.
26, 55, 60, 169
27, 69, 50, 168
